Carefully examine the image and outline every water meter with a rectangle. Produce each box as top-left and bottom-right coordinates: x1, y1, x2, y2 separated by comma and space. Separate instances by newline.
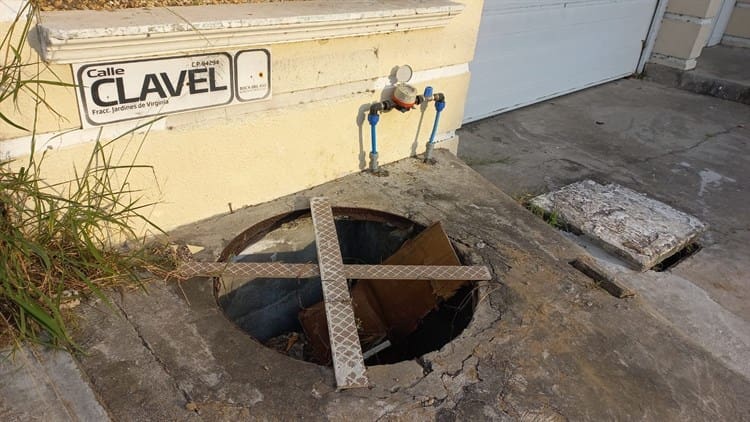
391, 65, 417, 110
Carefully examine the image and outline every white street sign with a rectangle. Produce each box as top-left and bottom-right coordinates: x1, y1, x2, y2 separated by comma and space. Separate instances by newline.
74, 50, 270, 127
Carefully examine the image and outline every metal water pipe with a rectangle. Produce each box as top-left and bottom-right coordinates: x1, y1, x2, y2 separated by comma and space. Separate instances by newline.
365, 69, 446, 173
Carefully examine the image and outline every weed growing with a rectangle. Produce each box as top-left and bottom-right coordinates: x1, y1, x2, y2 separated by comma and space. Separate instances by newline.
1, 1, 72, 132
0, 2, 176, 350
0, 132, 177, 350
517, 194, 578, 234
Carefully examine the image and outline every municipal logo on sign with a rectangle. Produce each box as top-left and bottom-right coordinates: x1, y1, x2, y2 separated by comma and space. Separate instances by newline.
74, 50, 270, 127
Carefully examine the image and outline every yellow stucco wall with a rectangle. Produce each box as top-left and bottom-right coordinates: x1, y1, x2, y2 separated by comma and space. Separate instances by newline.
1, 0, 483, 233
0, 20, 81, 137
652, 0, 723, 63
725, 2, 750, 39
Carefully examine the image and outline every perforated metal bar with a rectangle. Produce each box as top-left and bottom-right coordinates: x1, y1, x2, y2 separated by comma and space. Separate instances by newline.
177, 261, 320, 278
309, 197, 369, 389
178, 262, 491, 281
345, 264, 491, 280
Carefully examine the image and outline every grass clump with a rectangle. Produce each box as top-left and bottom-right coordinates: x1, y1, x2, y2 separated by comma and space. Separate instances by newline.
1, 1, 177, 350
0, 134, 176, 350
516, 193, 578, 234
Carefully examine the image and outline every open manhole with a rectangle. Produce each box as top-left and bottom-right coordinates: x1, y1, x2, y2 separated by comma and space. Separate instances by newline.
215, 208, 477, 366
651, 242, 702, 272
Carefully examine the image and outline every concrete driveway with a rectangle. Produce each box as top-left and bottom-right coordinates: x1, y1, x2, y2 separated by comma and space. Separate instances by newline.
459, 77, 750, 381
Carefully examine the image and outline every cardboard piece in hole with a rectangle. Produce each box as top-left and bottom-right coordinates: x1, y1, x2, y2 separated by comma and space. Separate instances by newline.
299, 221, 466, 363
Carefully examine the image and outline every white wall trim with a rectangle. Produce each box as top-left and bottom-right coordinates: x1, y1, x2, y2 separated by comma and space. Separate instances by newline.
372, 63, 468, 89
37, 0, 464, 64
478, 0, 652, 16
0, 119, 168, 162
637, 0, 669, 74
0, 0, 24, 21
708, 0, 737, 46
433, 130, 456, 144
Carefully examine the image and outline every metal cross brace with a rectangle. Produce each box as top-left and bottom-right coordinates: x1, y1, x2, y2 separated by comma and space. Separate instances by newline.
178, 197, 493, 389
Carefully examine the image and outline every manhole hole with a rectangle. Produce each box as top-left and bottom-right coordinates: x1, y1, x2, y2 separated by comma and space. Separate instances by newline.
215, 208, 477, 366
651, 242, 702, 272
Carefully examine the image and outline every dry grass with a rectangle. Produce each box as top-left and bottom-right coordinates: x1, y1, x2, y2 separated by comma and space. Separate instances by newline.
0, 1, 181, 350
0, 131, 184, 350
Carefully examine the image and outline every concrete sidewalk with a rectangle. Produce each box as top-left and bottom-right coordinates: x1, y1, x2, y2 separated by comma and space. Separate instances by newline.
459, 77, 750, 381
4, 149, 742, 421
2, 79, 749, 421
0, 347, 110, 421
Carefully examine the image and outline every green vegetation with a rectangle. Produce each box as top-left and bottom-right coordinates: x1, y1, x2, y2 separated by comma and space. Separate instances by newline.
526, 203, 567, 231
1, 2, 174, 350
0, 134, 172, 349
516, 193, 574, 233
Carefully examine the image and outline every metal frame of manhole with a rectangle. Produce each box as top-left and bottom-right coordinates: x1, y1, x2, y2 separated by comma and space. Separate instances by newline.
178, 197, 492, 390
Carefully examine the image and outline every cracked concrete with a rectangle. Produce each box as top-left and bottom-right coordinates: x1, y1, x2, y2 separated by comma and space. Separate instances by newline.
459, 77, 750, 419
459, 78, 750, 322
4, 78, 749, 421
57, 147, 750, 420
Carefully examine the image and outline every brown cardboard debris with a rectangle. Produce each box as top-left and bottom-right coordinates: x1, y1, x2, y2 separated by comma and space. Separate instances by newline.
299, 221, 467, 362
300, 282, 388, 365
359, 221, 465, 339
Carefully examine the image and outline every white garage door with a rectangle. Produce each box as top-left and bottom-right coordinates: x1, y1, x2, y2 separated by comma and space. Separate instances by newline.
464, 0, 658, 122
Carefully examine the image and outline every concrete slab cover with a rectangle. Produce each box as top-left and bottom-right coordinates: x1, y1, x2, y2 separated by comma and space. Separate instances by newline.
531, 179, 706, 270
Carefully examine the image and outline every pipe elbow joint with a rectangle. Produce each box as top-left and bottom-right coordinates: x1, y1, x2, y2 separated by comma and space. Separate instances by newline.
367, 112, 380, 126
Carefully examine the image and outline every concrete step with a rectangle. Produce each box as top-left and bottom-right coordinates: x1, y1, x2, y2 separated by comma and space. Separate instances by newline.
645, 46, 750, 105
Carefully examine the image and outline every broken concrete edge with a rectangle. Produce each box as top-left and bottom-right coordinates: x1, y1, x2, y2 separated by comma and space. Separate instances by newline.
530, 192, 650, 270
131, 153, 553, 397
570, 256, 636, 299
583, 230, 703, 273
